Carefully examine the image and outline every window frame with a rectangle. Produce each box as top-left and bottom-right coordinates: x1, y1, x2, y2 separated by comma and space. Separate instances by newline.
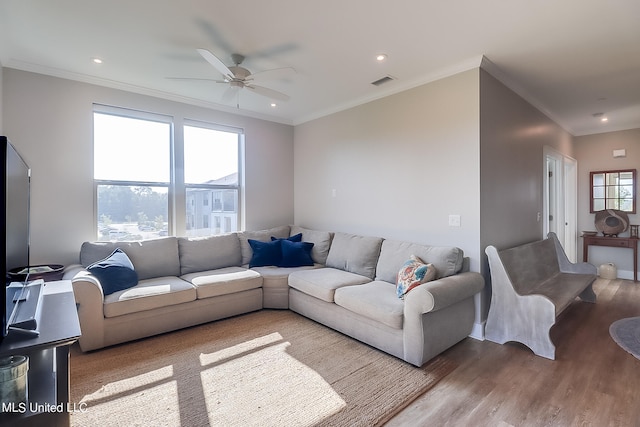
589, 168, 637, 213
92, 105, 244, 240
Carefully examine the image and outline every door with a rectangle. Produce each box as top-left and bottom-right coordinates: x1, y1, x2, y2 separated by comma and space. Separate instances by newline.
543, 147, 578, 262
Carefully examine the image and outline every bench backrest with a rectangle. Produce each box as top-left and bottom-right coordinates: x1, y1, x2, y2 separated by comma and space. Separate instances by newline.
498, 238, 560, 295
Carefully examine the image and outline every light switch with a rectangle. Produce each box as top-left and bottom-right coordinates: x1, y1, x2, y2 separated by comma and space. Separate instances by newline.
448, 214, 461, 227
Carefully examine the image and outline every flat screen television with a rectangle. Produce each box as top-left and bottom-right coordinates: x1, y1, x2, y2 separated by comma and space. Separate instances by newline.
2, 136, 31, 343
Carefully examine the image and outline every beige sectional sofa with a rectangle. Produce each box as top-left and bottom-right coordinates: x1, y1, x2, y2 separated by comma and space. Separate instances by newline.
65, 225, 484, 367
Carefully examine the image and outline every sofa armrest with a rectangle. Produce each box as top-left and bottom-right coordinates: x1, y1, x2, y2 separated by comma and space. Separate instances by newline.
404, 271, 485, 315
66, 265, 106, 351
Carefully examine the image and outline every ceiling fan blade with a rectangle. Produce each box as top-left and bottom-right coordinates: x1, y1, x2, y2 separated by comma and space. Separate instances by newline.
245, 84, 290, 102
248, 67, 296, 82
166, 77, 227, 83
197, 48, 233, 79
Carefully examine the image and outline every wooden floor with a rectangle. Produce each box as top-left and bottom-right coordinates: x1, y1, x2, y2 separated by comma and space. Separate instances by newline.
387, 278, 640, 427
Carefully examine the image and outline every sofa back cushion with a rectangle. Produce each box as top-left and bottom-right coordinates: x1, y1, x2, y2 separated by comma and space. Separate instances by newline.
178, 233, 242, 275
375, 240, 464, 283
238, 225, 291, 265
80, 237, 180, 281
289, 226, 333, 265
325, 232, 383, 279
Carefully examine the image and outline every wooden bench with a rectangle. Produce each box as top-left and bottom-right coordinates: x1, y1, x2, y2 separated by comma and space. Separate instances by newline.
485, 232, 597, 360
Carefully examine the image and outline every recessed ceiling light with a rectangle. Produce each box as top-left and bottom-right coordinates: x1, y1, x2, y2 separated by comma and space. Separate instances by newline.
270, 103, 277, 108
592, 112, 608, 123
376, 54, 387, 62
92, 57, 103, 64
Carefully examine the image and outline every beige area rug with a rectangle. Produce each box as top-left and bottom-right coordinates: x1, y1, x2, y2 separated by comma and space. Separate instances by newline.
69, 310, 455, 427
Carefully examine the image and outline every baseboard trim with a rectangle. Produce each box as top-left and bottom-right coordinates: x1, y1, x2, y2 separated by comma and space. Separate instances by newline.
469, 320, 485, 341
606, 269, 634, 281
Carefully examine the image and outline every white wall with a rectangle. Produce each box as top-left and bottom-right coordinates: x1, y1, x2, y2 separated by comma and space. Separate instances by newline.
294, 69, 482, 271
2, 68, 294, 266
574, 128, 640, 278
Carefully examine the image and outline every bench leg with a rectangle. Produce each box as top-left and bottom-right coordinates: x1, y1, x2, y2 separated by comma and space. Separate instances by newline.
486, 295, 558, 360
578, 283, 596, 303
525, 322, 557, 360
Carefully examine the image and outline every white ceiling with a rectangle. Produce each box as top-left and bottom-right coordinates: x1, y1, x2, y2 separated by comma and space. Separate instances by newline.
1, 0, 639, 136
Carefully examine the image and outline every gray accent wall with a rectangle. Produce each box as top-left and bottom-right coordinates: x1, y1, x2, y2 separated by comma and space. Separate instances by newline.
2, 68, 294, 266
479, 69, 574, 253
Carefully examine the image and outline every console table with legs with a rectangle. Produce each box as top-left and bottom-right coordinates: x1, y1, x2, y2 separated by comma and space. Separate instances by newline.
582, 235, 639, 282
0, 280, 80, 427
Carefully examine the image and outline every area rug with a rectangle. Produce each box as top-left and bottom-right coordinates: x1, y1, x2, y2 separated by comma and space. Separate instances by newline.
69, 310, 456, 427
609, 316, 640, 360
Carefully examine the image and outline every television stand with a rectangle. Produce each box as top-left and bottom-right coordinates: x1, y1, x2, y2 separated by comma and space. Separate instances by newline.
0, 280, 80, 427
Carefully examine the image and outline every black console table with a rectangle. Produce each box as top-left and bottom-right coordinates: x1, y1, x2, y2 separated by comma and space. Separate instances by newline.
0, 280, 80, 427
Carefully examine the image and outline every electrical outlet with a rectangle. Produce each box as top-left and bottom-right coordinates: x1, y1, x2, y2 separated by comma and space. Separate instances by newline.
448, 214, 461, 227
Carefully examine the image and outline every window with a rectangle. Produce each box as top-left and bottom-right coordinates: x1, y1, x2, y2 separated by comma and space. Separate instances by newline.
184, 122, 241, 237
590, 169, 636, 213
94, 108, 171, 241
93, 106, 242, 241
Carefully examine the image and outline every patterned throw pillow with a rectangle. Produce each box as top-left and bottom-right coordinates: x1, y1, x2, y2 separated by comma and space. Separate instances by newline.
396, 255, 436, 300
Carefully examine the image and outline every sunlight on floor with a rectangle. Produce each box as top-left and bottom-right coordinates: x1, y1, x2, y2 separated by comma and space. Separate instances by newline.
78, 366, 181, 426
200, 334, 346, 426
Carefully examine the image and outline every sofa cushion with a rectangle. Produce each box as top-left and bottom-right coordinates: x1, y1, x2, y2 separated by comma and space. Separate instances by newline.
288, 267, 371, 302
87, 248, 139, 296
334, 281, 404, 330
325, 232, 383, 279
80, 237, 181, 280
103, 276, 196, 318
181, 267, 262, 299
238, 226, 291, 265
396, 255, 437, 300
290, 226, 333, 265
178, 233, 241, 275
375, 240, 463, 282
251, 265, 320, 289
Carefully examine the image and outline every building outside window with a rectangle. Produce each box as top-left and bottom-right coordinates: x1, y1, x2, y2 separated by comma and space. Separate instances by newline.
184, 122, 241, 237
93, 106, 242, 241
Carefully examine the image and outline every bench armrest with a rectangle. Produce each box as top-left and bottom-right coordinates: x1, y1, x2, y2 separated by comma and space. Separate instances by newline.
548, 232, 597, 275
404, 271, 484, 315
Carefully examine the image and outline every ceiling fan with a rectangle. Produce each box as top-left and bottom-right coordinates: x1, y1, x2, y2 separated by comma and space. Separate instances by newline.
171, 49, 295, 105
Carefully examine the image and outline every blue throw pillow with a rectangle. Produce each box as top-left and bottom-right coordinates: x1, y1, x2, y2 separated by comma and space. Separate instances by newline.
279, 240, 315, 268
87, 248, 138, 296
248, 239, 282, 267
271, 233, 302, 243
